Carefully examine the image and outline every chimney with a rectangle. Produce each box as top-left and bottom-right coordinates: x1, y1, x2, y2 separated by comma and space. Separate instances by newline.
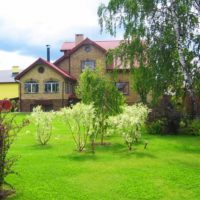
12, 66, 20, 77
46, 45, 50, 62
75, 34, 84, 45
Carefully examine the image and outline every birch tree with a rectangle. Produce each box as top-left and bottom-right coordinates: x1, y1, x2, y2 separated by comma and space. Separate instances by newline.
98, 0, 200, 115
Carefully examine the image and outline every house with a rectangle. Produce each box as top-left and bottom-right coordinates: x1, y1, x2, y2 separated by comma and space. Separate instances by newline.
15, 34, 139, 112
0, 66, 20, 100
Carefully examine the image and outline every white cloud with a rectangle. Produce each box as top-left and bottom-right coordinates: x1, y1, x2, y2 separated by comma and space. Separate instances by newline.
0, 0, 118, 70
0, 0, 109, 46
0, 50, 36, 70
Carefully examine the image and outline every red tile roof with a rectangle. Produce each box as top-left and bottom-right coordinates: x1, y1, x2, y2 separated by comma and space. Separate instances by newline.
60, 39, 122, 52
55, 38, 108, 65
15, 57, 76, 81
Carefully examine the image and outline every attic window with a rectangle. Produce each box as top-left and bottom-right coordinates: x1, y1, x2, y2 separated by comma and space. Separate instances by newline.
84, 45, 91, 52
38, 66, 45, 73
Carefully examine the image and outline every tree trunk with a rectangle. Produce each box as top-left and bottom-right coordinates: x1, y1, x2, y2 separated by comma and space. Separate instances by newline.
170, 0, 197, 117
101, 133, 104, 145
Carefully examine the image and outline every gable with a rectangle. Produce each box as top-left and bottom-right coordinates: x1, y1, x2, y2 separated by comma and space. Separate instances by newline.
54, 38, 107, 66
19, 63, 65, 83
16, 58, 76, 81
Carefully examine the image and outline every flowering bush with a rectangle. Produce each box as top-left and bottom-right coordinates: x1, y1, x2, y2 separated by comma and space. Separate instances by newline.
76, 67, 124, 145
59, 103, 95, 152
108, 104, 150, 150
30, 106, 55, 145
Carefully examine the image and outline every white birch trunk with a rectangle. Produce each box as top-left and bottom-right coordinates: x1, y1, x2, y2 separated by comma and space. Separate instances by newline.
170, 0, 197, 115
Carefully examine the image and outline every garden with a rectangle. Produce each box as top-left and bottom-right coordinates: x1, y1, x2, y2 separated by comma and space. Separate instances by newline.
2, 112, 200, 200
1, 67, 200, 200
0, 0, 200, 199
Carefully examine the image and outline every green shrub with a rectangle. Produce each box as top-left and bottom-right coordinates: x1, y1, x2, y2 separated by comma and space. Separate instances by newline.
148, 96, 181, 134
0, 111, 29, 199
187, 119, 200, 136
146, 120, 165, 135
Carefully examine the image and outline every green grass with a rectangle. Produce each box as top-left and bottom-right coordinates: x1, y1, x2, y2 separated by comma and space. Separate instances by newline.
6, 114, 200, 200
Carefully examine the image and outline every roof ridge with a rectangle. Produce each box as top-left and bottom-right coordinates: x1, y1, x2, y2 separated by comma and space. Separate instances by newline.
63, 41, 74, 43
95, 40, 122, 42
63, 40, 122, 43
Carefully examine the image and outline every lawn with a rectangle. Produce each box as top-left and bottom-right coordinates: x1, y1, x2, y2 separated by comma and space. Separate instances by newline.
7, 114, 200, 200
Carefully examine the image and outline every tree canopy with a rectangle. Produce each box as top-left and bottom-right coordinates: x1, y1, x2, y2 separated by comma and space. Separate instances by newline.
98, 0, 200, 113
76, 67, 125, 144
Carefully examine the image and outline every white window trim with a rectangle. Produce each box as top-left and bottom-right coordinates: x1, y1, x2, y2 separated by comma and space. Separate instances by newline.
45, 82, 59, 93
81, 60, 96, 71
24, 82, 39, 93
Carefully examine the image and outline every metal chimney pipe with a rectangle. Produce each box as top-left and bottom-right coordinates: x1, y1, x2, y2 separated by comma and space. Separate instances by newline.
46, 45, 50, 62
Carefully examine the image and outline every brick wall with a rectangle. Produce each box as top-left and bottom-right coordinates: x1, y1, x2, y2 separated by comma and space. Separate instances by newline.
20, 64, 70, 100
58, 43, 140, 104
69, 45, 106, 80
20, 99, 68, 112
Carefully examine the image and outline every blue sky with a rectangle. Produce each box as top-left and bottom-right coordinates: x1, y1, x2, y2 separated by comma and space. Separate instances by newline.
0, 0, 122, 70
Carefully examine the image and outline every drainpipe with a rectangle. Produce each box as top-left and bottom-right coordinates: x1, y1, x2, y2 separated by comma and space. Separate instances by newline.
15, 80, 21, 112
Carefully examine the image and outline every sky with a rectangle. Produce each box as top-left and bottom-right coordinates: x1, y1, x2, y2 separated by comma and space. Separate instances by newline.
0, 0, 122, 70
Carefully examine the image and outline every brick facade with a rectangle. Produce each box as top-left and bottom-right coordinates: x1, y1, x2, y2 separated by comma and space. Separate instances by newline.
17, 35, 139, 112
20, 99, 68, 112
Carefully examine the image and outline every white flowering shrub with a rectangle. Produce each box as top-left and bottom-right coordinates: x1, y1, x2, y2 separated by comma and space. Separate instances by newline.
59, 103, 95, 152
108, 104, 150, 151
30, 106, 55, 145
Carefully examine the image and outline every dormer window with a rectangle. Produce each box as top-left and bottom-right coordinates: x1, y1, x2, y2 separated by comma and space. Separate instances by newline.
44, 80, 59, 93
24, 80, 39, 93
81, 60, 96, 71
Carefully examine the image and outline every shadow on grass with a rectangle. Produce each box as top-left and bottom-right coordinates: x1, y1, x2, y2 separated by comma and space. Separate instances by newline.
60, 151, 97, 162
133, 151, 157, 159
28, 144, 53, 150
96, 142, 125, 152
96, 142, 157, 159
169, 158, 200, 168
174, 145, 200, 154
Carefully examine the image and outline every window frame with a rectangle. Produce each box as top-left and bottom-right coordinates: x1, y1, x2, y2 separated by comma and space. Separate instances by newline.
24, 81, 39, 94
115, 82, 129, 95
81, 60, 96, 71
44, 81, 59, 93
66, 81, 75, 94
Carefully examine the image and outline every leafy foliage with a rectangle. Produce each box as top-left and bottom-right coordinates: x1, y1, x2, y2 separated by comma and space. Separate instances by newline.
146, 120, 165, 135
76, 67, 125, 144
59, 103, 95, 152
30, 106, 55, 145
184, 119, 200, 136
131, 65, 152, 103
0, 110, 29, 199
148, 96, 182, 134
108, 104, 150, 150
98, 0, 200, 114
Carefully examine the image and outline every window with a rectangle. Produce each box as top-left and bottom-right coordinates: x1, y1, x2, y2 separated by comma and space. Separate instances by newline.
84, 45, 91, 52
38, 66, 45, 73
44, 81, 59, 93
24, 81, 39, 93
115, 82, 129, 95
81, 60, 95, 71
66, 82, 74, 94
